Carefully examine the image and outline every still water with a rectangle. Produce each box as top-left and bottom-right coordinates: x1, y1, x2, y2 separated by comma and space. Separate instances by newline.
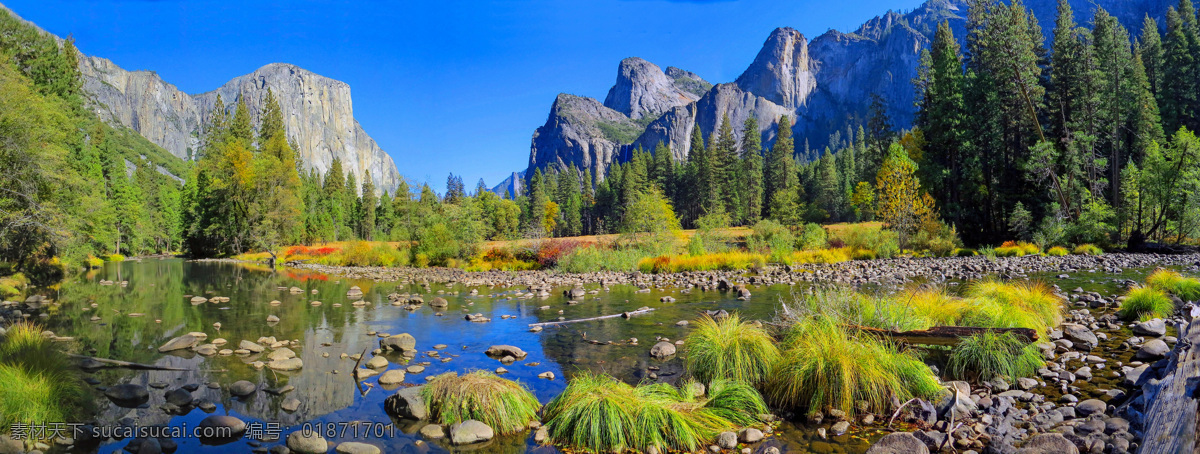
37, 258, 1142, 453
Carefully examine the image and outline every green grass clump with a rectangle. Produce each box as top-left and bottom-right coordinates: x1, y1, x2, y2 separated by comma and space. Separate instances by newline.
106, 254, 125, 262
961, 280, 1062, 336
1145, 269, 1200, 301
0, 323, 88, 433
947, 331, 1044, 381
684, 314, 780, 386
542, 373, 767, 453
420, 371, 539, 434
1072, 244, 1103, 255
1119, 286, 1176, 321
1047, 246, 1069, 256
766, 318, 940, 417
953, 248, 978, 257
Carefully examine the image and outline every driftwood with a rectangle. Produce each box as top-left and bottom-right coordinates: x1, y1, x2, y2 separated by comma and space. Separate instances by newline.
1138, 317, 1200, 454
529, 307, 655, 328
849, 325, 1038, 346
70, 355, 191, 371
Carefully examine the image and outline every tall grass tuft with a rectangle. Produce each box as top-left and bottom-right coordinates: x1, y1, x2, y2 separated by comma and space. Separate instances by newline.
420, 371, 540, 434
638, 252, 766, 273
962, 280, 1062, 336
542, 372, 768, 453
787, 248, 852, 264
1119, 286, 1176, 321
947, 331, 1043, 381
684, 314, 781, 386
1046, 246, 1069, 256
766, 318, 940, 417
0, 323, 88, 432
1145, 269, 1200, 301
1072, 244, 1103, 255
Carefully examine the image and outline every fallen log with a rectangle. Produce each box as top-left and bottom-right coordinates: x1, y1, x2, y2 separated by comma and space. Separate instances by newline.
849, 325, 1039, 346
70, 355, 192, 371
529, 307, 655, 328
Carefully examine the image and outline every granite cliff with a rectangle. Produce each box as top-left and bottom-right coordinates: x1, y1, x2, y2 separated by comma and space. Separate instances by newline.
80, 58, 401, 193
522, 0, 1174, 187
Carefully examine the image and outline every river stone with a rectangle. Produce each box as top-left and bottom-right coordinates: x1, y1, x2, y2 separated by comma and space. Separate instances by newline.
267, 347, 296, 361
449, 420, 494, 445
335, 442, 380, 454
281, 397, 301, 412
717, 432, 738, 449
164, 388, 193, 407
1017, 433, 1079, 454
429, 297, 448, 308
831, 421, 851, 436
485, 345, 527, 359
380, 333, 416, 353
1076, 399, 1107, 417
268, 358, 304, 371
1123, 364, 1151, 386
266, 315, 280, 323
157, 334, 201, 352
354, 368, 379, 380
419, 424, 445, 439
286, 430, 328, 454
1062, 324, 1098, 350
197, 415, 247, 440
239, 340, 265, 353
194, 344, 218, 355
229, 380, 256, 397
365, 356, 388, 369
738, 428, 764, 443
385, 386, 427, 420
378, 370, 406, 385
104, 384, 149, 406
1135, 339, 1170, 360
1133, 319, 1167, 337
937, 381, 976, 420
866, 433, 930, 454
649, 341, 676, 358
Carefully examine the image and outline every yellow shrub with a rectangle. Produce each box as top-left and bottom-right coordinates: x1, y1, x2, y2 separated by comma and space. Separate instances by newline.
851, 248, 876, 260
637, 252, 767, 273
106, 254, 126, 262
84, 255, 103, 269
788, 248, 852, 265
1047, 246, 1069, 256
1072, 244, 1102, 255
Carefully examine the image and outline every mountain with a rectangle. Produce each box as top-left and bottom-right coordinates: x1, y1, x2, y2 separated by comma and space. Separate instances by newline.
520, 0, 1173, 183
79, 58, 402, 194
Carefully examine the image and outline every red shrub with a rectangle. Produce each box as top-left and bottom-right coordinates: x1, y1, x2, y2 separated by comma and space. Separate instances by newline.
313, 247, 339, 256
534, 239, 582, 267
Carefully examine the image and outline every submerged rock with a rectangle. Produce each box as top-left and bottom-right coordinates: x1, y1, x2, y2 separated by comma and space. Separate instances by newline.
449, 420, 494, 445
649, 341, 676, 358
385, 386, 427, 420
286, 430, 327, 454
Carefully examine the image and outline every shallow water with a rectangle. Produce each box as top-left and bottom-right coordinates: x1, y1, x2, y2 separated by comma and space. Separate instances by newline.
31, 258, 1173, 453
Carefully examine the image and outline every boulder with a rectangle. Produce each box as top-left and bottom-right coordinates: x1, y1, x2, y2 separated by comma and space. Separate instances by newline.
937, 381, 976, 420
1133, 319, 1167, 337
365, 356, 388, 369
197, 415, 247, 441
738, 428, 764, 444
239, 340, 265, 353
164, 388, 193, 407
866, 433, 930, 454
104, 384, 149, 406
286, 430, 328, 454
157, 334, 201, 352
1076, 399, 1107, 417
429, 297, 449, 308
649, 341, 676, 358
1017, 433, 1079, 454
1135, 339, 1170, 361
449, 420, 494, 445
385, 386, 428, 420
268, 358, 304, 371
380, 333, 417, 353
267, 347, 296, 361
378, 370, 406, 385
1061, 324, 1098, 350
419, 424, 445, 439
229, 380, 256, 397
485, 345, 527, 359
334, 441, 379, 454
716, 432, 738, 449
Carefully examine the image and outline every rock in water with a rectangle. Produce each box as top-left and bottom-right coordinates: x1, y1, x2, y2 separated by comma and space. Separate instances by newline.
649, 341, 676, 358
157, 334, 201, 352
385, 386, 428, 420
378, 370, 406, 385
429, 297, 449, 308
1135, 338, 1170, 360
239, 340, 265, 353
1061, 324, 1098, 350
1132, 319, 1167, 337
286, 430, 328, 454
380, 333, 417, 354
485, 345, 527, 359
866, 433, 929, 454
335, 441, 380, 454
420, 424, 445, 439
229, 380, 256, 397
197, 415, 247, 441
1076, 399, 1107, 417
449, 420, 494, 445
104, 384, 149, 407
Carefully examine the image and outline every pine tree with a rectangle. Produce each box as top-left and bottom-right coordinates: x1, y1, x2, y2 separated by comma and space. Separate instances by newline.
714, 114, 741, 220
259, 88, 285, 147
741, 117, 765, 224
1161, 7, 1198, 132
765, 115, 795, 221
229, 97, 253, 145
917, 21, 968, 225
1141, 15, 1164, 97
360, 171, 377, 240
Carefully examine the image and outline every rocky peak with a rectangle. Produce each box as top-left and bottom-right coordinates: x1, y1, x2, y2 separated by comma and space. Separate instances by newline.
735, 27, 817, 111
529, 93, 636, 180
603, 57, 702, 120
665, 66, 713, 98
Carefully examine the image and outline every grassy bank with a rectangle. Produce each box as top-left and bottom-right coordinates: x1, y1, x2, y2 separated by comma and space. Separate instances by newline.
0, 323, 89, 433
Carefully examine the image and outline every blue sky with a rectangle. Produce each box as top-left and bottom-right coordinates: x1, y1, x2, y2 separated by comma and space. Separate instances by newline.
6, 0, 925, 189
